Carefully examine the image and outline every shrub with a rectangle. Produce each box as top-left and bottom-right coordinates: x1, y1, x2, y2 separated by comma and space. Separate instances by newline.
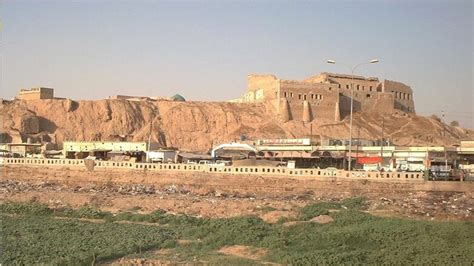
57, 206, 113, 220
340, 197, 367, 210
0, 202, 52, 216
450, 120, 460, 127
298, 204, 330, 221
430, 114, 441, 122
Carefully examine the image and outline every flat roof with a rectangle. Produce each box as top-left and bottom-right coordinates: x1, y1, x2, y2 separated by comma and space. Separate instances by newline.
5, 143, 42, 147
178, 152, 212, 159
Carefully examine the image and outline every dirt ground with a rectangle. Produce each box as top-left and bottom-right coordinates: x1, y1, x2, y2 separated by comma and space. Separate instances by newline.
218, 245, 268, 261
1, 178, 473, 221
2, 165, 474, 221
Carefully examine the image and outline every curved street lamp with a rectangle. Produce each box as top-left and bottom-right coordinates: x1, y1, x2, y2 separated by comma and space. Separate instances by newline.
327, 58, 379, 171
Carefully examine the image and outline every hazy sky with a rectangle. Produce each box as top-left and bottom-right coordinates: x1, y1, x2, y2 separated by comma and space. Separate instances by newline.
2, 0, 473, 128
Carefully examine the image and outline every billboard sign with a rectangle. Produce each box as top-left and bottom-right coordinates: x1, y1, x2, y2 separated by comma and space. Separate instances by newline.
257, 138, 311, 146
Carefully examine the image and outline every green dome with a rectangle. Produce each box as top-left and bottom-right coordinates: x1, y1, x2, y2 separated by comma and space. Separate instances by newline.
170, 94, 186, 102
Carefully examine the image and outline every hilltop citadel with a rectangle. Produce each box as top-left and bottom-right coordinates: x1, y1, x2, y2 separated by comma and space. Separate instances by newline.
232, 72, 415, 122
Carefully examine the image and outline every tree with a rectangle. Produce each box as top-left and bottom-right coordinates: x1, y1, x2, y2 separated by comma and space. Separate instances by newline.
450, 120, 460, 127
430, 114, 441, 122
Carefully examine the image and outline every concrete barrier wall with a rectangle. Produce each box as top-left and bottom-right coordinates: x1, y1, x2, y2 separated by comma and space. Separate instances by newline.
3, 158, 424, 181
5, 158, 85, 166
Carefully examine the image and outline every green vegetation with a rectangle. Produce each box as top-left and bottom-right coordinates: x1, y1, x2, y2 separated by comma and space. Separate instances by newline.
1, 214, 175, 265
2, 200, 473, 265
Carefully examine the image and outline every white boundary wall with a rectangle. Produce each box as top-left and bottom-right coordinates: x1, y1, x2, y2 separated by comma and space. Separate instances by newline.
3, 158, 425, 181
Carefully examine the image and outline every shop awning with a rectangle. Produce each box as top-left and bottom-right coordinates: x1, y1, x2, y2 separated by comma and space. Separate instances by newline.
357, 156, 381, 164
319, 151, 345, 158
91, 149, 112, 152
273, 151, 317, 158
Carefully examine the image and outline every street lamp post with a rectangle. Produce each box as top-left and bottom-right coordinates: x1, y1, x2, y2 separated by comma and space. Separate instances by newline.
327, 59, 379, 171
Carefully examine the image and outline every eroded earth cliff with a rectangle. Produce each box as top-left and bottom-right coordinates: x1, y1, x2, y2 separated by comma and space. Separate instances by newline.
1, 98, 472, 152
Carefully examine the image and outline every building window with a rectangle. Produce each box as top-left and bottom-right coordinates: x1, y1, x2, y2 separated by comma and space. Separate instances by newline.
338, 84, 341, 88
366, 94, 371, 98
303, 95, 307, 100
290, 92, 293, 97
356, 85, 360, 90
369, 86, 372, 91
298, 94, 302, 100
328, 87, 332, 91
346, 84, 349, 89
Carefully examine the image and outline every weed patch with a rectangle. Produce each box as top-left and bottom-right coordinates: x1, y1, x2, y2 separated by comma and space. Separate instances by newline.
2, 200, 473, 265
1, 214, 176, 265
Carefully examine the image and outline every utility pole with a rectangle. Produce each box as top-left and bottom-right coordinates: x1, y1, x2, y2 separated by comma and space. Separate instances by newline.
380, 116, 385, 170
146, 118, 153, 163
327, 58, 379, 171
356, 126, 360, 169
441, 110, 446, 137
444, 148, 448, 172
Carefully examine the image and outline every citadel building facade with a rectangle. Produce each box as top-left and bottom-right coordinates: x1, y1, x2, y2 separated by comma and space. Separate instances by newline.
233, 72, 415, 122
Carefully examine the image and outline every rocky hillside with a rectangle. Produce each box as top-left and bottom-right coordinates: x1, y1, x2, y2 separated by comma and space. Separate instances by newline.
1, 98, 472, 152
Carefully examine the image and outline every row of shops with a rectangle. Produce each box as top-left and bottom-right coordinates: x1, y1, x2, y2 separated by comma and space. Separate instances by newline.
1, 140, 473, 176
251, 139, 473, 173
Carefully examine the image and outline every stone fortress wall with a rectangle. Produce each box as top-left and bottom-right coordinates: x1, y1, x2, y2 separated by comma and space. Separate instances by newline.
236, 72, 415, 122
18, 87, 54, 100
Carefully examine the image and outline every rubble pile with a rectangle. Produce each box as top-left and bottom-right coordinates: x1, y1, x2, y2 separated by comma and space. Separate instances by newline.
1, 180, 472, 220
374, 192, 472, 219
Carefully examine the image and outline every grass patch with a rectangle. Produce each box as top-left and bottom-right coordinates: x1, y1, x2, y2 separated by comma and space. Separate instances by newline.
0, 202, 53, 216
1, 214, 175, 265
57, 206, 113, 220
298, 204, 330, 221
2, 200, 473, 265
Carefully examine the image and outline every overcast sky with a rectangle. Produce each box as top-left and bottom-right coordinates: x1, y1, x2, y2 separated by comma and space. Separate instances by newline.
1, 0, 473, 128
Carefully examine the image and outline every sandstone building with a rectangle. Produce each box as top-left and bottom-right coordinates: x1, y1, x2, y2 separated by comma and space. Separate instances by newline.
233, 73, 415, 122
18, 87, 54, 100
